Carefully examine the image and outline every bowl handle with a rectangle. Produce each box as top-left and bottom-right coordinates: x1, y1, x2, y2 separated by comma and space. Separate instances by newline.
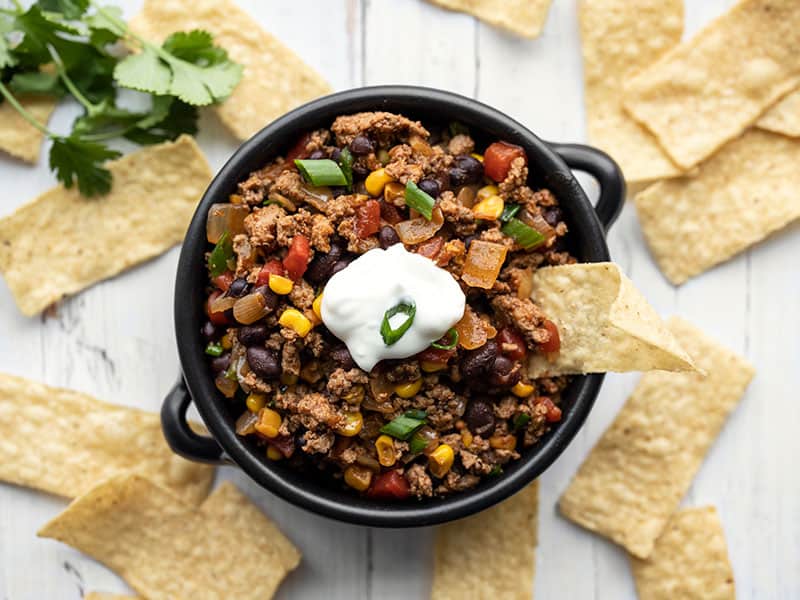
161, 378, 226, 464
549, 143, 626, 231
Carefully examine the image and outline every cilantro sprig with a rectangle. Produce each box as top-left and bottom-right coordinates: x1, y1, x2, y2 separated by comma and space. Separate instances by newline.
0, 0, 242, 197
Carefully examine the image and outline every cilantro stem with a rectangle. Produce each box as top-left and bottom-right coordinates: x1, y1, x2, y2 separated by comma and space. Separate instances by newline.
0, 81, 52, 136
48, 45, 99, 115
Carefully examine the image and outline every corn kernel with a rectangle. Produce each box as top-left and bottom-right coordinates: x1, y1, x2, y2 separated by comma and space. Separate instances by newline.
336, 411, 363, 437
344, 465, 372, 492
476, 184, 499, 202
342, 384, 365, 404
472, 195, 504, 220
280, 373, 298, 386
220, 332, 233, 350
512, 381, 535, 398
255, 407, 281, 438
383, 181, 405, 203
375, 434, 396, 467
312, 293, 324, 319
470, 152, 484, 163
428, 443, 455, 478
365, 168, 394, 197
461, 429, 473, 448
489, 434, 517, 451
266, 445, 283, 460
394, 378, 422, 398
246, 393, 267, 413
268, 274, 294, 295
420, 360, 448, 373
279, 308, 312, 337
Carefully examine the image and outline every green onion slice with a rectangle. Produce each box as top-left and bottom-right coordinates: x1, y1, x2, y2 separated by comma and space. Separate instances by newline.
409, 432, 428, 454
380, 411, 427, 441
512, 413, 531, 431
380, 302, 416, 346
294, 159, 348, 186
500, 203, 521, 222
338, 147, 354, 190
501, 217, 546, 249
404, 180, 435, 220
431, 328, 458, 350
208, 231, 234, 277
205, 342, 224, 357
488, 465, 503, 477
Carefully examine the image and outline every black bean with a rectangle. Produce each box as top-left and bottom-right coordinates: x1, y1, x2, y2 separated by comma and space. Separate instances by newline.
461, 341, 498, 379
253, 285, 279, 311
489, 356, 521, 387
331, 186, 348, 198
331, 345, 356, 369
542, 207, 563, 227
237, 324, 269, 347
463, 235, 476, 250
349, 135, 375, 156
378, 226, 401, 249
450, 155, 483, 186
464, 400, 496, 437
201, 321, 217, 341
246, 347, 281, 379
352, 164, 369, 179
210, 353, 231, 374
305, 243, 344, 284
417, 178, 440, 198
331, 259, 352, 276
330, 148, 342, 162
227, 277, 250, 298
308, 149, 325, 160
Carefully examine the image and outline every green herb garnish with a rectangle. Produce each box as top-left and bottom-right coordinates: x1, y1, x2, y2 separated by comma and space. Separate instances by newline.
501, 218, 546, 249
488, 465, 503, 477
294, 158, 348, 186
380, 301, 416, 346
205, 342, 224, 357
208, 231, 233, 277
431, 328, 458, 350
338, 147, 353, 190
404, 180, 435, 220
380, 410, 427, 441
500, 203, 521, 223
512, 413, 531, 431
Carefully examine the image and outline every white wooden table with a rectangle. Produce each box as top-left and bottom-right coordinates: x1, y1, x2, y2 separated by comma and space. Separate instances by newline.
1, 1, 798, 598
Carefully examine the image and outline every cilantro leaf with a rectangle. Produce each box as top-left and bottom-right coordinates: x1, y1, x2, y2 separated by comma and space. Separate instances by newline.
49, 136, 121, 197
113, 47, 171, 96
0, 17, 16, 69
36, 0, 90, 20
162, 30, 228, 66
9, 71, 64, 96
123, 96, 198, 145
12, 6, 86, 69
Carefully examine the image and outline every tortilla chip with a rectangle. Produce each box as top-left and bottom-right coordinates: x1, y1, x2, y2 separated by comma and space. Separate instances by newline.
630, 507, 736, 600
426, 0, 552, 39
0, 95, 56, 163
559, 318, 754, 559
0, 135, 210, 316
432, 481, 538, 600
622, 0, 800, 169
579, 0, 684, 184
129, 0, 331, 141
634, 129, 800, 285
758, 88, 800, 137
84, 594, 139, 600
528, 262, 695, 377
39, 475, 301, 600
0, 372, 214, 505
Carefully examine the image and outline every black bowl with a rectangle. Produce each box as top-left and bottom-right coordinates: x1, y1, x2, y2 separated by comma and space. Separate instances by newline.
162, 86, 625, 527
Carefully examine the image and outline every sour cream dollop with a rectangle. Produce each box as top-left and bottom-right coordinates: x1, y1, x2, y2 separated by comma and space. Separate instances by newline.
320, 244, 466, 371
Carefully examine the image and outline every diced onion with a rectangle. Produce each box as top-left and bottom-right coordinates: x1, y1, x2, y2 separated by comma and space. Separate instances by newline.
454, 306, 488, 350
266, 192, 297, 212
210, 295, 236, 314
207, 203, 250, 244
395, 206, 444, 244
520, 209, 556, 240
235, 411, 259, 435
233, 293, 268, 324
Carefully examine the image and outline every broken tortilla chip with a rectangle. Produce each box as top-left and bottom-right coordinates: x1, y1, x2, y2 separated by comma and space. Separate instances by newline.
39, 475, 301, 600
758, 88, 800, 137
129, 0, 331, 141
623, 0, 800, 169
426, 0, 552, 39
0, 372, 214, 505
0, 135, 211, 316
630, 507, 736, 600
84, 594, 140, 600
432, 481, 537, 600
528, 262, 695, 377
0, 95, 56, 163
579, 0, 684, 184
559, 317, 754, 559
635, 129, 800, 285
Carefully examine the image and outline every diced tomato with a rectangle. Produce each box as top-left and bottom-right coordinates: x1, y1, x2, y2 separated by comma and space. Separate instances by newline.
417, 346, 456, 364
206, 291, 230, 326
285, 133, 312, 163
538, 397, 562, 423
367, 469, 411, 500
356, 199, 381, 238
497, 327, 527, 360
212, 271, 234, 292
539, 319, 561, 354
484, 141, 527, 182
283, 235, 311, 280
267, 435, 296, 458
256, 260, 286, 286
379, 200, 404, 224
415, 235, 444, 260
